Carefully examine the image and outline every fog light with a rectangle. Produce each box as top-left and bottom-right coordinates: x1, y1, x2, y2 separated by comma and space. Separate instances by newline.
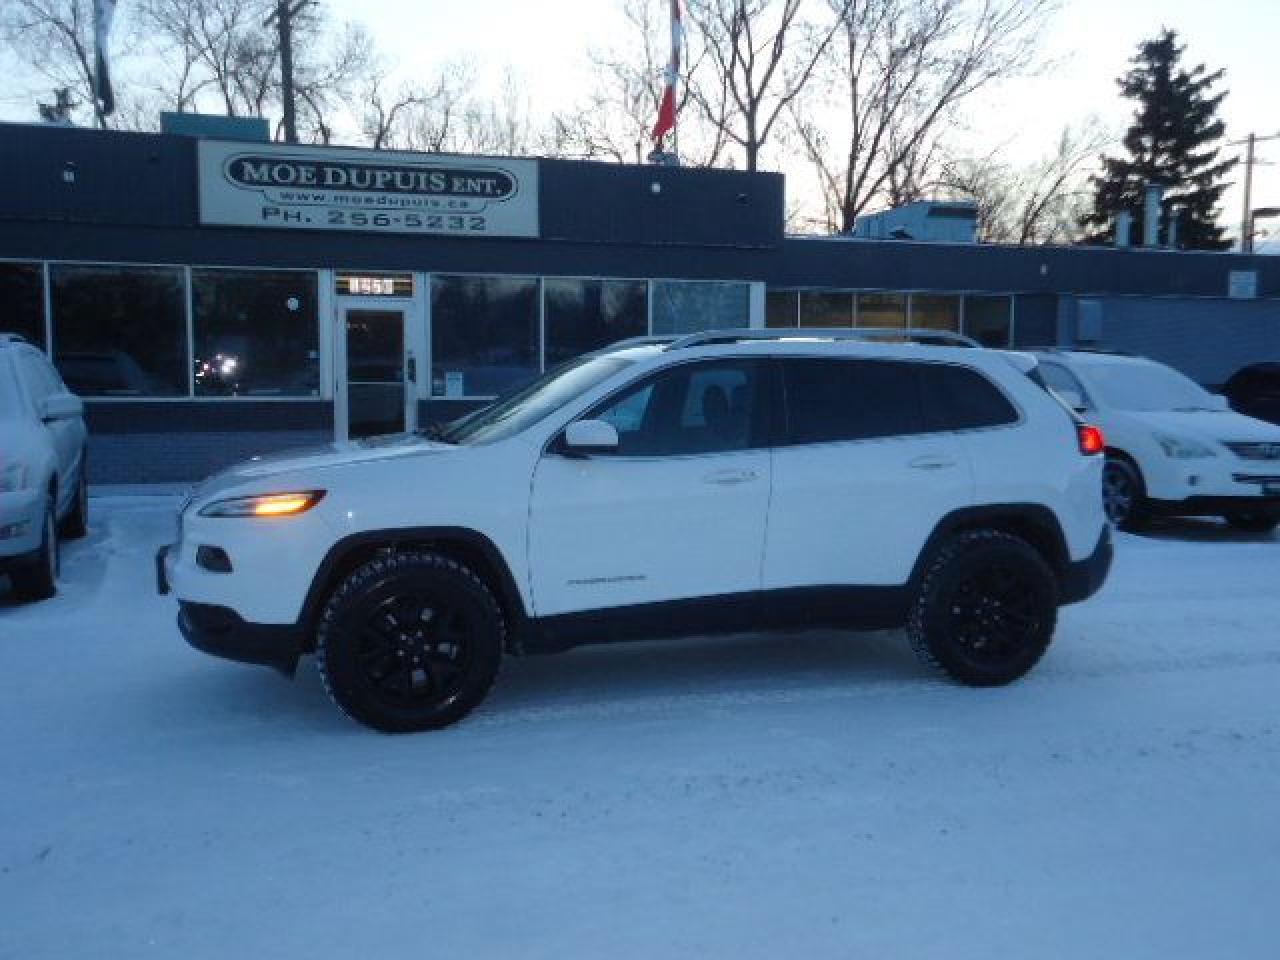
196, 545, 233, 573
0, 521, 29, 540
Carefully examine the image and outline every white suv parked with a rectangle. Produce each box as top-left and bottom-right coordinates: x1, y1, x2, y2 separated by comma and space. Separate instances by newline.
158, 330, 1112, 732
0, 334, 89, 600
1036, 350, 1280, 533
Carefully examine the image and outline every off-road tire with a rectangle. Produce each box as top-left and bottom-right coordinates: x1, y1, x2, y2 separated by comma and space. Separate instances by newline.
11, 501, 58, 602
316, 550, 504, 732
908, 530, 1058, 686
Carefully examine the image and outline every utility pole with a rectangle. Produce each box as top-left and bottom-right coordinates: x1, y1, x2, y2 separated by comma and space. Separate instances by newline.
1231, 131, 1280, 253
265, 0, 312, 144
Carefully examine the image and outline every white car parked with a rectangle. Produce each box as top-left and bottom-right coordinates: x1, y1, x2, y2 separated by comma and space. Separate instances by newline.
159, 329, 1112, 732
0, 333, 89, 600
1036, 350, 1280, 533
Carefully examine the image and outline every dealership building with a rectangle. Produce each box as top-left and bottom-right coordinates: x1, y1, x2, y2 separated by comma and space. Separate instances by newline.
1, 120, 1278, 483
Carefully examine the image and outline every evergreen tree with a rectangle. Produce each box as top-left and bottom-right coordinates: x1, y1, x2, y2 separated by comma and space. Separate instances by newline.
1081, 29, 1237, 250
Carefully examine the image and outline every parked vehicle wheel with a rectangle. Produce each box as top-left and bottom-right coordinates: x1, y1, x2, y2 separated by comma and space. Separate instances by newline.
316, 551, 504, 733
1102, 456, 1149, 531
908, 530, 1057, 687
60, 459, 89, 540
11, 500, 59, 602
1223, 510, 1279, 534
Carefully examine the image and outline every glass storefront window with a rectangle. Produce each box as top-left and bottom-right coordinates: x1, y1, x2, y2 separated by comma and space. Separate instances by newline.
651, 280, 750, 335
544, 278, 647, 367
856, 292, 906, 328
964, 295, 1013, 347
0, 263, 45, 348
800, 292, 853, 327
910, 294, 960, 332
766, 290, 798, 328
50, 264, 186, 396
432, 275, 539, 397
192, 269, 319, 396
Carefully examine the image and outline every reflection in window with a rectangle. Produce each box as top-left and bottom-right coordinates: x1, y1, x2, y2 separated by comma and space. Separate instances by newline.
800, 292, 853, 327
0, 263, 44, 348
651, 280, 750, 335
963, 295, 1012, 347
51, 264, 186, 396
193, 269, 319, 396
432, 275, 539, 397
910, 294, 960, 331
766, 290, 798, 328
856, 292, 906, 328
544, 278, 647, 367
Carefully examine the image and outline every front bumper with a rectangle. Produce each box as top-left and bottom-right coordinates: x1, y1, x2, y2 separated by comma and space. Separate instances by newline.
158, 544, 304, 675
177, 601, 305, 676
1061, 526, 1112, 606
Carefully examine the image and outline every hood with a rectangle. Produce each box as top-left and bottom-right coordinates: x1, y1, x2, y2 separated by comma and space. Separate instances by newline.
1127, 409, 1280, 444
190, 433, 455, 502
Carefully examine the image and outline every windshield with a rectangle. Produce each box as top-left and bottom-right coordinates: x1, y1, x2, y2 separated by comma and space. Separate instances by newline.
1085, 361, 1217, 412
438, 354, 636, 445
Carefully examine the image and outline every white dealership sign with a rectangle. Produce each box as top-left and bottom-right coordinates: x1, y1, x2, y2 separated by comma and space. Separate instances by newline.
197, 140, 539, 237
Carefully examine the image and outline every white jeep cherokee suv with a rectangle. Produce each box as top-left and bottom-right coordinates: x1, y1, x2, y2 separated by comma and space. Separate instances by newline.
158, 330, 1112, 732
1036, 350, 1280, 533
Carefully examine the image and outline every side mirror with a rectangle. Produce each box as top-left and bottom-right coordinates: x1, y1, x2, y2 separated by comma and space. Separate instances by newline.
563, 419, 619, 454
1055, 387, 1086, 412
41, 392, 83, 422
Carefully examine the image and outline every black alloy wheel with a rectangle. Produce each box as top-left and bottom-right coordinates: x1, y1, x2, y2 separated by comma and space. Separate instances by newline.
908, 529, 1057, 686
317, 551, 503, 732
11, 501, 58, 602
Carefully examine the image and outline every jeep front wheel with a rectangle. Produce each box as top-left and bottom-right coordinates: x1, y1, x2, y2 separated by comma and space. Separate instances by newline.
316, 551, 504, 732
908, 530, 1058, 686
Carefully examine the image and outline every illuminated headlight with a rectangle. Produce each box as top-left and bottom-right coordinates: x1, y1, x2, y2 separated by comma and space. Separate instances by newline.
198, 490, 325, 518
1155, 433, 1217, 459
0, 463, 30, 493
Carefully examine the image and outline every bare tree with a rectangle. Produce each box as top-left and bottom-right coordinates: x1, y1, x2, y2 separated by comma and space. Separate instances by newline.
791, 0, 1055, 232
551, 0, 729, 165
686, 0, 850, 171
2, 0, 118, 126
941, 120, 1110, 244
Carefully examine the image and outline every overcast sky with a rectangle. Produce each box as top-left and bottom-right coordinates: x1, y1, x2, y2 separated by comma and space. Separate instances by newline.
3, 0, 1277, 247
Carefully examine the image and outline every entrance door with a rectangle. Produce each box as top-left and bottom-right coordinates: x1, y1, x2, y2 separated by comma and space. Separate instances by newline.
339, 305, 418, 440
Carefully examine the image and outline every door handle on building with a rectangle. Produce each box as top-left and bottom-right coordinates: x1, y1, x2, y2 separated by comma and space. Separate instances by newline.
908, 455, 957, 470
702, 468, 758, 485
406, 352, 417, 384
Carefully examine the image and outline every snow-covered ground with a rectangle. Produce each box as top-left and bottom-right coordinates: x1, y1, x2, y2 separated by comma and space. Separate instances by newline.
2, 496, 1278, 959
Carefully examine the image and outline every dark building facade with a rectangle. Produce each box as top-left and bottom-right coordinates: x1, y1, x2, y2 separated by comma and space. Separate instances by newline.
1, 122, 1278, 483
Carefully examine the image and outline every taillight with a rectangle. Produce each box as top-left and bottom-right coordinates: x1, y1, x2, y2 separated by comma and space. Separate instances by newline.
1077, 424, 1105, 455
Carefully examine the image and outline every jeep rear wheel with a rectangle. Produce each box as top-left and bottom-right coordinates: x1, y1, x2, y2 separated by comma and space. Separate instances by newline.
908, 530, 1057, 686
316, 551, 504, 733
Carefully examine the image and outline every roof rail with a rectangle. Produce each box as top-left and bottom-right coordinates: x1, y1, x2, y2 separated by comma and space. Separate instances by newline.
665, 327, 980, 350
599, 334, 681, 351
1039, 346, 1132, 357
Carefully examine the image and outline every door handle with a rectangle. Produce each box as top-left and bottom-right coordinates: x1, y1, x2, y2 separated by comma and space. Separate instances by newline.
406, 353, 417, 384
908, 455, 958, 470
702, 468, 758, 485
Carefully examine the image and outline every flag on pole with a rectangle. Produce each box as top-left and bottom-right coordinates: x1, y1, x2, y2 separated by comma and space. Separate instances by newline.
651, 0, 683, 144
93, 0, 117, 117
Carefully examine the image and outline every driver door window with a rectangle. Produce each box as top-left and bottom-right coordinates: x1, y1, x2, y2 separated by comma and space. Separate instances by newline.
589, 361, 764, 456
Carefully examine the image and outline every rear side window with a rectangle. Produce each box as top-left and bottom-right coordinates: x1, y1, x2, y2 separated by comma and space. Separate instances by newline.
919, 363, 1019, 431
780, 358, 926, 445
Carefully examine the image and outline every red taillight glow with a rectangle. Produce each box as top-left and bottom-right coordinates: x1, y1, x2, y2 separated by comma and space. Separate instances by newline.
1078, 424, 1105, 456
